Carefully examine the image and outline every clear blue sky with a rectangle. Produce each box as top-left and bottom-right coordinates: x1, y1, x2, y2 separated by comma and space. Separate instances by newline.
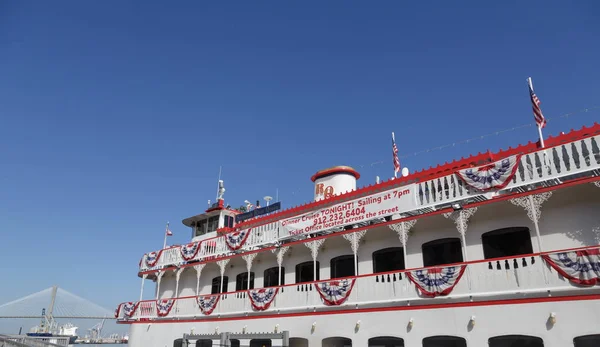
1, 0, 599, 334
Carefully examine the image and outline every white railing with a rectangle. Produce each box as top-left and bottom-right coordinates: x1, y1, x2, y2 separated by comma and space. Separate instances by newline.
416, 135, 600, 206
138, 131, 600, 273
139, 223, 280, 272
120, 246, 600, 321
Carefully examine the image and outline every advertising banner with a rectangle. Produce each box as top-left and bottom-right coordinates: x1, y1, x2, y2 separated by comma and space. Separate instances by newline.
280, 184, 416, 237
235, 202, 282, 223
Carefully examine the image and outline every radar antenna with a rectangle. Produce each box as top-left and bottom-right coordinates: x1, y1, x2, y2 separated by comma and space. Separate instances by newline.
264, 196, 273, 206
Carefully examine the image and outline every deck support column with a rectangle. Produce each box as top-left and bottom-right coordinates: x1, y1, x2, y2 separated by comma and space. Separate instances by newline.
305, 239, 325, 282
139, 274, 148, 301
173, 268, 183, 313
155, 271, 165, 300
509, 192, 552, 253
510, 192, 552, 283
443, 207, 477, 262
174, 268, 183, 298
271, 246, 290, 287
217, 259, 230, 312
242, 253, 257, 309
389, 219, 417, 268
242, 253, 257, 291
193, 264, 206, 296
343, 229, 368, 277
444, 207, 477, 290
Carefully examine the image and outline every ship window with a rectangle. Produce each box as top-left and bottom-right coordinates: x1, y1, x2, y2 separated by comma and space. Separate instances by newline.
296, 261, 319, 283
196, 219, 208, 237
422, 238, 463, 267
574, 335, 600, 347
264, 267, 285, 287
330, 255, 355, 279
207, 216, 219, 233
489, 335, 543, 347
235, 272, 255, 291
373, 247, 405, 273
195, 340, 212, 347
223, 215, 234, 228
369, 336, 404, 346
211, 276, 228, 294
249, 340, 271, 347
482, 227, 534, 259
323, 337, 351, 347
173, 338, 183, 347
422, 336, 466, 347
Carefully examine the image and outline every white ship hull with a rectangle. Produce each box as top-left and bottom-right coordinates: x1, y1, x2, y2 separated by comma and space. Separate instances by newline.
127, 298, 599, 347
119, 126, 600, 347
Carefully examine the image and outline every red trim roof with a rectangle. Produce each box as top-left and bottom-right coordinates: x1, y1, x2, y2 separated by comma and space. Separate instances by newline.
311, 165, 361, 182
234, 122, 600, 229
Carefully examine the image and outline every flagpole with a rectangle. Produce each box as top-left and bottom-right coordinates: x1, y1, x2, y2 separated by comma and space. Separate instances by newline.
163, 222, 169, 249
392, 132, 398, 178
527, 77, 545, 148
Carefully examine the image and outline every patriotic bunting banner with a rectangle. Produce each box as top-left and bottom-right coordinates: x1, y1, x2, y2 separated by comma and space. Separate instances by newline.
145, 250, 163, 268
542, 248, 600, 285
314, 279, 355, 306
122, 302, 139, 318
248, 288, 278, 311
156, 299, 175, 317
196, 294, 220, 315
114, 304, 121, 318
456, 155, 521, 191
224, 229, 251, 251
407, 265, 466, 297
180, 242, 200, 261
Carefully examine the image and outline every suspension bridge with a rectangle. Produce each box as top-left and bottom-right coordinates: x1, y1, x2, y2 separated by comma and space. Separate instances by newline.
0, 286, 115, 320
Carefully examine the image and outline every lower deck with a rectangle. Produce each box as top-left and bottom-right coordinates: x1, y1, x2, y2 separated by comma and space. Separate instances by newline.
127, 296, 600, 347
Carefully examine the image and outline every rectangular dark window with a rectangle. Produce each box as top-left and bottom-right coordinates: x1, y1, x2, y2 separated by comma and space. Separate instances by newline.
207, 216, 219, 233
211, 276, 228, 294
422, 238, 463, 267
264, 267, 285, 287
296, 261, 319, 283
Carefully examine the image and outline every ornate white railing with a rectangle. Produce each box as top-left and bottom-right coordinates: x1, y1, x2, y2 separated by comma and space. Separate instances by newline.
417, 135, 600, 207
138, 132, 600, 273
139, 222, 280, 272
120, 246, 600, 321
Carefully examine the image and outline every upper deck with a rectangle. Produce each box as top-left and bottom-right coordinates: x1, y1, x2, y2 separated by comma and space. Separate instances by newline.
137, 123, 600, 273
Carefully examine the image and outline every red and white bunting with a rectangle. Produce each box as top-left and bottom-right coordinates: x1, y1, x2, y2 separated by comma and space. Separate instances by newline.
456, 155, 521, 191
407, 265, 466, 297
224, 229, 251, 251
180, 242, 200, 261
156, 299, 175, 317
122, 302, 139, 318
248, 288, 278, 311
196, 294, 220, 315
145, 250, 163, 268
314, 278, 355, 306
114, 304, 121, 318
542, 248, 600, 285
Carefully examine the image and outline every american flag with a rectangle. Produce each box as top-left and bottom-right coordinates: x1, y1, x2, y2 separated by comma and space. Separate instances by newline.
166, 223, 173, 236
391, 132, 400, 177
528, 77, 546, 128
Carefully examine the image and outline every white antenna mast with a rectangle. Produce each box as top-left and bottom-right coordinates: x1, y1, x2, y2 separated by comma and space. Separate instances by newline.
215, 166, 222, 201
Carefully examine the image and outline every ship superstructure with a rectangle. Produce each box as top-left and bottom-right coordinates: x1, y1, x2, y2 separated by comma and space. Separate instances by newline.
117, 123, 600, 347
